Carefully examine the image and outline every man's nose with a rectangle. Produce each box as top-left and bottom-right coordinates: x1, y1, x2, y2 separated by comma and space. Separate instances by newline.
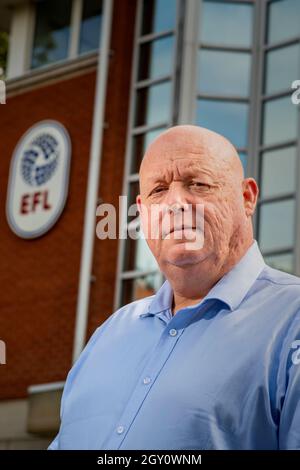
163, 182, 189, 210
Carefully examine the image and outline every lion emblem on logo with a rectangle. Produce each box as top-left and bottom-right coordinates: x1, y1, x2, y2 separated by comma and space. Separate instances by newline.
21, 133, 59, 186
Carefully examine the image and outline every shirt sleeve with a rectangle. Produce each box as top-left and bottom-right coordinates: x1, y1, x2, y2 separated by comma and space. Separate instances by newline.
48, 433, 59, 450
278, 314, 300, 449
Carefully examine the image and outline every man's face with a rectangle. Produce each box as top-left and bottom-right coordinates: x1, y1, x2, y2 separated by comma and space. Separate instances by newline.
137, 127, 257, 275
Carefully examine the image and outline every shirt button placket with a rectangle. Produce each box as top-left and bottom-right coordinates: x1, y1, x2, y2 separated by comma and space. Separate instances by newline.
169, 328, 177, 337
116, 425, 124, 435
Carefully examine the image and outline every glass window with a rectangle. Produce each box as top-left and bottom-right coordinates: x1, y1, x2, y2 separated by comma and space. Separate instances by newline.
124, 236, 158, 272
261, 146, 297, 198
239, 152, 248, 175
264, 252, 294, 274
79, 0, 102, 54
128, 181, 140, 208
121, 272, 161, 306
199, 1, 253, 47
0, 31, 8, 76
198, 50, 251, 97
259, 199, 295, 252
262, 96, 298, 146
135, 82, 172, 127
131, 127, 166, 173
141, 0, 177, 36
135, 237, 158, 272
267, 0, 300, 44
31, 0, 72, 69
138, 36, 175, 81
265, 44, 300, 95
196, 100, 248, 148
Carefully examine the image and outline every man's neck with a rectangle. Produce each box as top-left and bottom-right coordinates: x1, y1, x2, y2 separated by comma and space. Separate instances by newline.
170, 238, 254, 315
172, 294, 204, 315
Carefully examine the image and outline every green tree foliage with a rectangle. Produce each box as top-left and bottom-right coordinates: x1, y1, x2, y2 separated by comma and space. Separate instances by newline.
0, 31, 8, 77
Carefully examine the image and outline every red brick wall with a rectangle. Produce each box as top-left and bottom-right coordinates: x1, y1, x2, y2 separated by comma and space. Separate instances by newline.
0, 71, 96, 399
0, 0, 136, 399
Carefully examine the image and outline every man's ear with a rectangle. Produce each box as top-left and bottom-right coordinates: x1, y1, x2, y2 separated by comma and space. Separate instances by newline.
242, 178, 259, 217
136, 194, 142, 212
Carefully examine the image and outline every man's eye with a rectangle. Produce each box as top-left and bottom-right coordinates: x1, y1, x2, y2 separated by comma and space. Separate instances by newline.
189, 182, 210, 189
151, 187, 167, 195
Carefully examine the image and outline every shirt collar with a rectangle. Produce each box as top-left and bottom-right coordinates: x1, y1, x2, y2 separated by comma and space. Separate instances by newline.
141, 240, 265, 317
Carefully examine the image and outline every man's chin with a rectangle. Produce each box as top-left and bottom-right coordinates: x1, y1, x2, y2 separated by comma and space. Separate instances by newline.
163, 243, 209, 267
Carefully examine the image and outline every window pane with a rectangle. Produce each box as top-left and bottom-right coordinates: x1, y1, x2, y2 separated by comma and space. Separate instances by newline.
264, 252, 294, 274
128, 181, 140, 208
239, 152, 247, 175
200, 1, 253, 47
265, 44, 300, 95
259, 199, 295, 252
31, 0, 72, 68
138, 36, 175, 81
261, 146, 297, 198
196, 100, 248, 148
121, 273, 161, 306
124, 236, 158, 272
135, 82, 172, 127
262, 96, 298, 146
136, 237, 158, 271
131, 127, 166, 173
79, 0, 102, 54
267, 0, 300, 44
198, 50, 251, 96
141, 0, 177, 36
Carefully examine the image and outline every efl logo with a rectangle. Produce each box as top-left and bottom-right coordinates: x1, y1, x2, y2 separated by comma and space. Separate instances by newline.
6, 121, 71, 238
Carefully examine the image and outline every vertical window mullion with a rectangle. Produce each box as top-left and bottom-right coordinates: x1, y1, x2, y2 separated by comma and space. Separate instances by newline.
294, 50, 300, 276
249, 0, 267, 237
114, 0, 144, 311
69, 0, 83, 59
177, 0, 200, 123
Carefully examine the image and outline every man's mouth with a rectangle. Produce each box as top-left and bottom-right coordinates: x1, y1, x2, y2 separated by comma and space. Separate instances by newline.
163, 226, 198, 239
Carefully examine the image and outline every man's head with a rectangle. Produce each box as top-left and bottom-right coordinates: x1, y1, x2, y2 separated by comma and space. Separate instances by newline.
137, 125, 258, 297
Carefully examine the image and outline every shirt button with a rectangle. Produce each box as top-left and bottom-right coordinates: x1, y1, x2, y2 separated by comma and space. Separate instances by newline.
143, 376, 151, 385
169, 328, 177, 337
116, 425, 124, 434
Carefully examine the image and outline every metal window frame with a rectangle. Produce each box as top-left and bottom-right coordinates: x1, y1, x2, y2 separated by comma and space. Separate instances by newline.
115, 0, 300, 307
196, 93, 250, 103
294, 75, 300, 277
114, 0, 184, 310
69, 0, 84, 59
30, 0, 103, 72
262, 247, 294, 258
254, 0, 300, 273
191, 0, 255, 160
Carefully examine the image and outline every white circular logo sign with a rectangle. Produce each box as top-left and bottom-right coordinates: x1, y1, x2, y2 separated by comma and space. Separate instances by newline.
6, 120, 71, 239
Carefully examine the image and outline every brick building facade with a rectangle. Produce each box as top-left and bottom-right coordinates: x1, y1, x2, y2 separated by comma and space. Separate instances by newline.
0, 0, 299, 449
0, 0, 136, 448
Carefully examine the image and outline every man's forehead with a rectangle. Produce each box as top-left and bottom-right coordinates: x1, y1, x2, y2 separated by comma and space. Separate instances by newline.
147, 156, 212, 169
142, 157, 217, 183
141, 137, 222, 169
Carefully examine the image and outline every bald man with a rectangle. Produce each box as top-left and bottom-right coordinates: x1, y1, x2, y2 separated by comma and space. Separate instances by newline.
49, 126, 300, 450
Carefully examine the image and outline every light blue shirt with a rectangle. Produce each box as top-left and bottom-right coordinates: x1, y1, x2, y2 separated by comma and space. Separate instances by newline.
49, 241, 300, 450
